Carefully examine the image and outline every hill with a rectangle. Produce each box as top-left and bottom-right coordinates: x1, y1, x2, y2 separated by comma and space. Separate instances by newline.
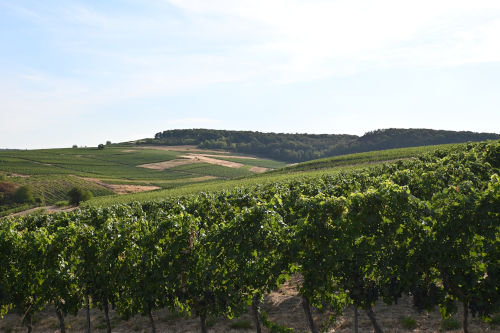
84, 142, 458, 207
149, 128, 500, 162
0, 145, 286, 216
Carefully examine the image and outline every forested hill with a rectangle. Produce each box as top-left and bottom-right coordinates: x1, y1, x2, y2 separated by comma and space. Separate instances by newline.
148, 128, 500, 162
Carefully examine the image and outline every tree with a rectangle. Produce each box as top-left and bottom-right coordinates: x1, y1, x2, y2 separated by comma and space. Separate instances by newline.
68, 187, 93, 206
106, 141, 111, 146
72, 145, 78, 149
13, 185, 35, 204
97, 144, 105, 150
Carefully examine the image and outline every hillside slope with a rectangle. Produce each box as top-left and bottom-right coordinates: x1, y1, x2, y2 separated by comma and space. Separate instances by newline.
0, 146, 286, 216
148, 128, 500, 162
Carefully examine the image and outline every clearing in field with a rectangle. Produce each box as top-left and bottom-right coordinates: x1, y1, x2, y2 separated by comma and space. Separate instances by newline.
82, 177, 161, 194
138, 153, 248, 170
249, 166, 269, 173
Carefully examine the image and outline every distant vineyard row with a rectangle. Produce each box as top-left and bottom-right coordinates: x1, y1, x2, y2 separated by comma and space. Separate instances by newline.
1, 140, 499, 333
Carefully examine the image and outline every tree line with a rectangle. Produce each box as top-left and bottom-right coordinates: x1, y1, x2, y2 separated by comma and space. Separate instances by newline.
149, 128, 500, 162
1, 140, 499, 333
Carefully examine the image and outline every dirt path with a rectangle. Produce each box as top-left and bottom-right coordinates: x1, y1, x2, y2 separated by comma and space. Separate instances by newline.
9, 205, 76, 217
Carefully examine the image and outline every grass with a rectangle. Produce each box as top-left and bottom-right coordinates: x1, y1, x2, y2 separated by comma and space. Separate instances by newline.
1, 141, 481, 212
0, 204, 35, 217
269, 143, 462, 175
208, 156, 288, 169
229, 319, 253, 329
169, 163, 254, 178
401, 316, 418, 330
83, 163, 365, 206
161, 312, 184, 322
440, 318, 461, 331
0, 145, 287, 214
488, 314, 500, 327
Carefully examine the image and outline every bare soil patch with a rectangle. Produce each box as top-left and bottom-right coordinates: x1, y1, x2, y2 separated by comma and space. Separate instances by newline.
139, 153, 245, 171
121, 149, 137, 153
9, 205, 77, 217
106, 184, 161, 194
82, 177, 161, 194
249, 166, 269, 173
139, 159, 195, 170
187, 154, 244, 168
8, 173, 30, 178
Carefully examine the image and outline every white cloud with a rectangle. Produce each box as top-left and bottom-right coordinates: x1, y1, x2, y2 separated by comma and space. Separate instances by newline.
165, 0, 500, 82
2, 0, 500, 148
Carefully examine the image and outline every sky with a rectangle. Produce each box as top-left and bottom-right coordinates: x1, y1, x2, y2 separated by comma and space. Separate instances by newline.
1, 0, 500, 149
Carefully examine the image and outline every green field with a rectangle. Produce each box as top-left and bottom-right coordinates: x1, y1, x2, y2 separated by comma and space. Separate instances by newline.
0, 145, 286, 213
83, 142, 472, 207
1, 141, 493, 214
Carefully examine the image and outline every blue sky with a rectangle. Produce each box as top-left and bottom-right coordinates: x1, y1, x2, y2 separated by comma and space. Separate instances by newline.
1, 0, 499, 148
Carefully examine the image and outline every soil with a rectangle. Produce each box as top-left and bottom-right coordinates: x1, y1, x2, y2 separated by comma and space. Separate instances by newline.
1, 278, 497, 333
139, 154, 245, 171
9, 205, 76, 217
82, 177, 161, 194
249, 166, 269, 173
7, 173, 30, 178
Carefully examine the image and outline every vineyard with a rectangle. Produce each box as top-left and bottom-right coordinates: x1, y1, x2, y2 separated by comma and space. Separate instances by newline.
0, 140, 499, 333
0, 146, 287, 216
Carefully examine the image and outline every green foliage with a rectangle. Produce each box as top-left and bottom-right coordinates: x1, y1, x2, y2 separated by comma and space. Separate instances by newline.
488, 314, 500, 327
54, 200, 69, 207
67, 187, 93, 205
401, 316, 417, 330
0, 140, 499, 333
229, 319, 253, 329
153, 128, 500, 162
97, 144, 105, 150
440, 318, 461, 331
206, 318, 217, 328
0, 181, 17, 205
13, 185, 35, 204
261, 312, 293, 333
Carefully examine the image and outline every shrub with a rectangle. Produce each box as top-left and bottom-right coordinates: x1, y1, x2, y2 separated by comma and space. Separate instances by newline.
68, 187, 93, 206
13, 185, 35, 204
98, 144, 105, 150
401, 316, 417, 330
441, 318, 460, 331
489, 314, 500, 327
0, 181, 17, 204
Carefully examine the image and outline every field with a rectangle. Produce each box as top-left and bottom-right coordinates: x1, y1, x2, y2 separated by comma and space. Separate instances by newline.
83, 142, 464, 207
0, 142, 483, 213
1, 140, 499, 333
0, 145, 287, 215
